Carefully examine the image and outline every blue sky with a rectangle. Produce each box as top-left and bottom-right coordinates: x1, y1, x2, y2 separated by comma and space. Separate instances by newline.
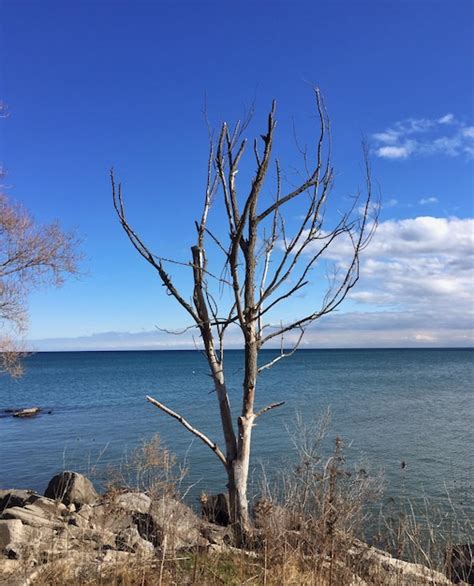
1, 0, 473, 349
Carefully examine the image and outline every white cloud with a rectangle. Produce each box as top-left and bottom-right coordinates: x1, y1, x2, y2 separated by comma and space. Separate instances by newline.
438, 113, 455, 124
375, 145, 412, 159
418, 197, 438, 205
373, 114, 474, 160
30, 216, 474, 350
372, 131, 400, 144
462, 126, 474, 138
326, 216, 473, 258
295, 216, 474, 346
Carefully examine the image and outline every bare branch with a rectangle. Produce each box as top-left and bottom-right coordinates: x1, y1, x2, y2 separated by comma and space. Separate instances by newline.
257, 327, 305, 373
255, 401, 285, 418
111, 170, 200, 323
146, 395, 227, 468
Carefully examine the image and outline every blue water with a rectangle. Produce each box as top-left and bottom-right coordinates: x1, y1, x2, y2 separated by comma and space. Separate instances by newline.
0, 349, 472, 523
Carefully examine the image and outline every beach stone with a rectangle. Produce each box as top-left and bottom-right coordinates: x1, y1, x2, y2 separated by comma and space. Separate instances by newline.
0, 490, 38, 514
87, 503, 134, 535
68, 503, 94, 529
114, 492, 151, 514
100, 549, 134, 564
24, 496, 67, 517
2, 506, 62, 529
44, 471, 98, 507
90, 528, 117, 550
0, 519, 24, 550
147, 496, 203, 549
133, 512, 163, 547
116, 526, 155, 556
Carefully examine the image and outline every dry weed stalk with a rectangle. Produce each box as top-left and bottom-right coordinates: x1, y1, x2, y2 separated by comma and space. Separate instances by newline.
104, 433, 187, 499
254, 411, 384, 583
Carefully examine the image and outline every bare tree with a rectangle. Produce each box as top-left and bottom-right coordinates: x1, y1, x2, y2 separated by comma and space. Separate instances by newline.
111, 88, 377, 541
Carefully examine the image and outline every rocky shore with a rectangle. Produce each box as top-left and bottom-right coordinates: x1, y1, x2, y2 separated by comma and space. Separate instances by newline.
0, 472, 470, 585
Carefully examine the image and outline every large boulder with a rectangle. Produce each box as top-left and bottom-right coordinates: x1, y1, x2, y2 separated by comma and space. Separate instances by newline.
200, 522, 233, 547
0, 519, 54, 561
133, 496, 205, 550
44, 472, 98, 508
151, 495, 204, 549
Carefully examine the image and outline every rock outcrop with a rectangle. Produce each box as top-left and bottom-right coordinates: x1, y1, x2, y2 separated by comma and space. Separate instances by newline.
0, 473, 216, 584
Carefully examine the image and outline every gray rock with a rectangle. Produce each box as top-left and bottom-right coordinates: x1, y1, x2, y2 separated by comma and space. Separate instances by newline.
133, 512, 163, 547
100, 549, 134, 565
0, 519, 24, 550
87, 503, 134, 535
2, 506, 62, 529
347, 539, 454, 585
44, 472, 98, 507
0, 490, 38, 514
148, 496, 204, 550
0, 559, 21, 585
253, 497, 294, 533
24, 496, 67, 517
116, 526, 155, 556
114, 492, 151, 514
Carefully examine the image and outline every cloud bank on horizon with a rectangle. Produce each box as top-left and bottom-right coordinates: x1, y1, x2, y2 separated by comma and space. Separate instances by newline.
31, 215, 474, 351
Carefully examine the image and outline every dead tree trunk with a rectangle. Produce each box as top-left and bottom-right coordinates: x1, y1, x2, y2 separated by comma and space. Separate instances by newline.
111, 87, 377, 542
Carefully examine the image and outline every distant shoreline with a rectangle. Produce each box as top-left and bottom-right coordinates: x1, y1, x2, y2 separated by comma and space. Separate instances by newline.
25, 346, 474, 353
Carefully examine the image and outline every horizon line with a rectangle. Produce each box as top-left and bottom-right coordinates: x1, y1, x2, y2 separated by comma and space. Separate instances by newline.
29, 346, 474, 353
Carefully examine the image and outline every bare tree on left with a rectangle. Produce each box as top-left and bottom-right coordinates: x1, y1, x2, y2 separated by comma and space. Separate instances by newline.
0, 102, 80, 376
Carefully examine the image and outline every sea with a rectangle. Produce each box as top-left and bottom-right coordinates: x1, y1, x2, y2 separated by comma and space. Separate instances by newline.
0, 348, 473, 531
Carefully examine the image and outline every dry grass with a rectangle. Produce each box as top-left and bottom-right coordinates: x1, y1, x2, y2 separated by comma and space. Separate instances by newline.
103, 434, 187, 500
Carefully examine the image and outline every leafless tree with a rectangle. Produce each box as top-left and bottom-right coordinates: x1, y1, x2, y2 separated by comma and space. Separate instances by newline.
0, 107, 80, 375
111, 88, 377, 541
